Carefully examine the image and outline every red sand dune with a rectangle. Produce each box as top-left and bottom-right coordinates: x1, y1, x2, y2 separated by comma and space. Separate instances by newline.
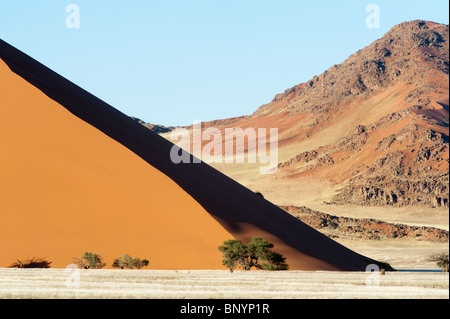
0, 39, 379, 270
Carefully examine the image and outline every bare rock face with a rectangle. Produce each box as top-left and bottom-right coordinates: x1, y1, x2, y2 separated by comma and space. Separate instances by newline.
130, 117, 175, 134
281, 206, 449, 242
331, 126, 449, 208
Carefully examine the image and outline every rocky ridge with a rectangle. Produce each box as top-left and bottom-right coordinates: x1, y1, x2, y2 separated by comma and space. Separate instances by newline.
281, 205, 449, 242
131, 117, 175, 134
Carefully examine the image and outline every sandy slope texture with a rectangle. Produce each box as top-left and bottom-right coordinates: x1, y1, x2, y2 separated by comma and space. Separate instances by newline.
0, 39, 383, 271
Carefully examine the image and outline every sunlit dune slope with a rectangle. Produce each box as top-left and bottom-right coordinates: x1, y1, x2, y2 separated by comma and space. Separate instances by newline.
0, 39, 379, 270
0, 58, 233, 269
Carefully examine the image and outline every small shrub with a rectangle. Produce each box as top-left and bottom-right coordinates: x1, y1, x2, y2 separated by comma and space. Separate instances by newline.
374, 260, 395, 272
134, 258, 149, 269
428, 252, 449, 272
73, 252, 106, 269
255, 192, 264, 199
112, 254, 134, 269
9, 257, 51, 268
112, 254, 149, 269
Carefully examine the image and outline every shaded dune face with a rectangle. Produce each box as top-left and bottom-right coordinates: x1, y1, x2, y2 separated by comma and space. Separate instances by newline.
0, 40, 377, 270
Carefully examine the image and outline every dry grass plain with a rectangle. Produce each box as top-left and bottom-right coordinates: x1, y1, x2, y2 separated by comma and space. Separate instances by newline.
0, 268, 447, 299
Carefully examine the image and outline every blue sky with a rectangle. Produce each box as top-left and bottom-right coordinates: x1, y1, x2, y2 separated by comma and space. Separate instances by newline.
0, 1, 448, 126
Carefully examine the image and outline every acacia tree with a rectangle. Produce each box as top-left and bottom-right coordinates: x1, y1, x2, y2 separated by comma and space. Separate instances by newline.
218, 237, 288, 272
259, 251, 289, 271
247, 237, 288, 271
218, 239, 248, 272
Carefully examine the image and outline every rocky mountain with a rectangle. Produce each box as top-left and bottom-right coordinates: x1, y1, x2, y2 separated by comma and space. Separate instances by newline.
273, 20, 449, 208
174, 20, 449, 210
256, 20, 448, 117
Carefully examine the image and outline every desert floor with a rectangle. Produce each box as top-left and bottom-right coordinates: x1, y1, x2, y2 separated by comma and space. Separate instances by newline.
336, 240, 448, 270
0, 268, 447, 299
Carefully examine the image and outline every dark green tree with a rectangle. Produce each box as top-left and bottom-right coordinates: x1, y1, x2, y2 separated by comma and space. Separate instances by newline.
218, 239, 248, 272
259, 251, 289, 270
247, 237, 289, 271
218, 237, 288, 272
